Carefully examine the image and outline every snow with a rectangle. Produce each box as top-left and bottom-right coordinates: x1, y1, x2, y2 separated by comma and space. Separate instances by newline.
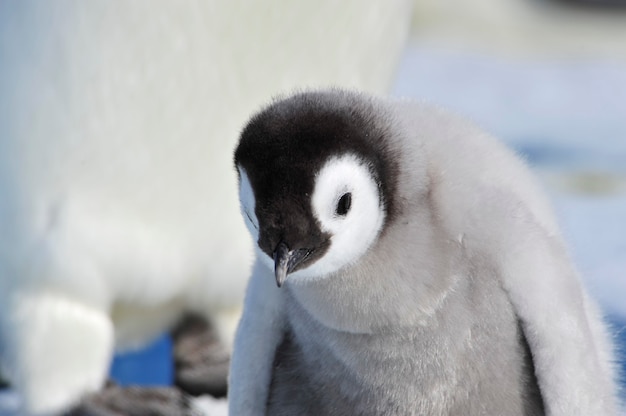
393, 46, 626, 160
191, 396, 229, 415
2, 31, 626, 416
0, 392, 18, 416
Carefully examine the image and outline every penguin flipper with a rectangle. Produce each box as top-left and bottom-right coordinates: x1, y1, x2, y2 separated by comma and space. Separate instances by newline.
228, 259, 286, 415
474, 189, 619, 416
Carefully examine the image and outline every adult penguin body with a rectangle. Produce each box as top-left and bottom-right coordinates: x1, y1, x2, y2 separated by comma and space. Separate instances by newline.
230, 90, 619, 416
0, 3, 412, 414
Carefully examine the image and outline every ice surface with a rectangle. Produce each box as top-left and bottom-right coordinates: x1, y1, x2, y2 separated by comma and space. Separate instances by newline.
0, 392, 18, 416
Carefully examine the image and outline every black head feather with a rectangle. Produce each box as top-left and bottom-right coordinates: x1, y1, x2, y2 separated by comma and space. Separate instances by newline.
234, 90, 399, 270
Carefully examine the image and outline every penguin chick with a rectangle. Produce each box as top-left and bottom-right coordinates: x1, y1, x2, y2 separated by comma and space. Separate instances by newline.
229, 89, 620, 416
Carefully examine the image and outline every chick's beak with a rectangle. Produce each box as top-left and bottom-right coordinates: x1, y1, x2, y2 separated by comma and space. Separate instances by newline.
273, 241, 311, 287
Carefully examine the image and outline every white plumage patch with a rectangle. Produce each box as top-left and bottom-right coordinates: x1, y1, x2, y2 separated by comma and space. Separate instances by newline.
300, 154, 385, 278
1, 292, 113, 415
238, 168, 259, 243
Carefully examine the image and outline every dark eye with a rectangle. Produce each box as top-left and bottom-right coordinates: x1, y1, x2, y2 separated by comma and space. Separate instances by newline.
335, 192, 352, 216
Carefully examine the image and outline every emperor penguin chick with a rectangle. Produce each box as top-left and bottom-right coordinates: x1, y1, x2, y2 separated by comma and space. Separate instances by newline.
229, 90, 620, 416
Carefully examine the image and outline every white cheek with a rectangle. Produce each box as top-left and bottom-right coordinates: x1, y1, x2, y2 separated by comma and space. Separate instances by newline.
238, 168, 259, 243
301, 155, 385, 278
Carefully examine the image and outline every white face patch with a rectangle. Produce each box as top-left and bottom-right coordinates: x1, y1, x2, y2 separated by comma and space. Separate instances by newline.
295, 154, 385, 279
238, 167, 260, 243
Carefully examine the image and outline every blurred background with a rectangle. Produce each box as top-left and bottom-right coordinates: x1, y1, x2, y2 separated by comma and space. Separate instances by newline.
1, 0, 625, 414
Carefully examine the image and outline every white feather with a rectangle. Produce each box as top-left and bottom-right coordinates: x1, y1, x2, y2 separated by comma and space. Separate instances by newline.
0, 293, 113, 415
305, 154, 385, 278
238, 168, 260, 244
0, 1, 412, 413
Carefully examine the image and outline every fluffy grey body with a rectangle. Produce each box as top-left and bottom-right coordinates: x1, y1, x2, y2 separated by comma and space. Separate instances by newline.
229, 90, 619, 416
268, 285, 543, 416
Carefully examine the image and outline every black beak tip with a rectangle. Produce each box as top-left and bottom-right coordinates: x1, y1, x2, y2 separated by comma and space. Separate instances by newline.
272, 241, 312, 288
273, 242, 290, 288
